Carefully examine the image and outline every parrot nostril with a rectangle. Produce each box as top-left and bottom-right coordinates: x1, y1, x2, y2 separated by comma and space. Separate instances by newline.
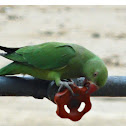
64, 105, 70, 113
78, 102, 85, 112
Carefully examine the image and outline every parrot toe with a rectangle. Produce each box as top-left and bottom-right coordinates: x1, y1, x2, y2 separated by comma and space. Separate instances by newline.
58, 80, 75, 96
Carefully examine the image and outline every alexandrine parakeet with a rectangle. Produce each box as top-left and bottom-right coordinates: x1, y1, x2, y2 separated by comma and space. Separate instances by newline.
0, 42, 108, 94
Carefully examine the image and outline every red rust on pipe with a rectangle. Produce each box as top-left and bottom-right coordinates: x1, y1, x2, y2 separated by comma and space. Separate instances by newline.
54, 84, 92, 121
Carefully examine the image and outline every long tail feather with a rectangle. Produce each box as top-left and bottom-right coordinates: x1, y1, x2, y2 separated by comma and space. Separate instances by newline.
0, 62, 20, 76
0, 52, 7, 56
0, 46, 19, 54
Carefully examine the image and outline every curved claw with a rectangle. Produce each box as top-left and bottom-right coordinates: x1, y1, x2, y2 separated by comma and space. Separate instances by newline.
58, 80, 75, 96
58, 84, 64, 92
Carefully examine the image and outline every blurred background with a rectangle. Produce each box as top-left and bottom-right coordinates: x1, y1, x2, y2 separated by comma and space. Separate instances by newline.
0, 5, 126, 126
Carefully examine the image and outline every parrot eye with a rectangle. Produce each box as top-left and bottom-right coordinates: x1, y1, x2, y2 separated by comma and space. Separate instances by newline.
93, 72, 98, 77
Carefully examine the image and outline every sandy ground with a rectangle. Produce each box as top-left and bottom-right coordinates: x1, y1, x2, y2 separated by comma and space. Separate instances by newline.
0, 5, 126, 126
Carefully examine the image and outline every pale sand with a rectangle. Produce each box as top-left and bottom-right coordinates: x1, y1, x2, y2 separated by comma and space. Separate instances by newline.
0, 6, 126, 126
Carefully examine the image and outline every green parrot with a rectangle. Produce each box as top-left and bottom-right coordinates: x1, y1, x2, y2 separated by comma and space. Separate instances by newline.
0, 42, 108, 94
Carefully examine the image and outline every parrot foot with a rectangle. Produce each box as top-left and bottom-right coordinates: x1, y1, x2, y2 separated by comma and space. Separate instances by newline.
58, 80, 75, 96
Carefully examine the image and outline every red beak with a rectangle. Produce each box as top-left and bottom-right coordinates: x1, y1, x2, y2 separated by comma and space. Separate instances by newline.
87, 83, 99, 94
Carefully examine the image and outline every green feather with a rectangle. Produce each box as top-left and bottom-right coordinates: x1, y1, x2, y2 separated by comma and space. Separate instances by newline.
4, 42, 76, 70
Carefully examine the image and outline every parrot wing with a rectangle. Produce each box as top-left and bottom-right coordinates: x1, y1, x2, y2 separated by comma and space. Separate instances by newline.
4, 42, 76, 70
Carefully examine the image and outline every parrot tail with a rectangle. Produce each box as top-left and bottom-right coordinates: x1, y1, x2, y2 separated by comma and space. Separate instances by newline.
0, 46, 19, 55
0, 62, 20, 76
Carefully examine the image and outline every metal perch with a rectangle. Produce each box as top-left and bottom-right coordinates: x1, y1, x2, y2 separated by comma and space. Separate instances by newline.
0, 76, 126, 103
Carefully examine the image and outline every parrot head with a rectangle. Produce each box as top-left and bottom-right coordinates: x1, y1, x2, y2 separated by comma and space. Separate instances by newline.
83, 57, 108, 89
